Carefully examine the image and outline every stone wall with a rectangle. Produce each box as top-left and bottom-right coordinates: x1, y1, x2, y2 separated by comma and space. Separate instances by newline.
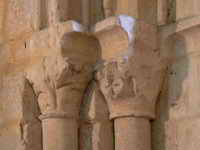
0, 0, 200, 150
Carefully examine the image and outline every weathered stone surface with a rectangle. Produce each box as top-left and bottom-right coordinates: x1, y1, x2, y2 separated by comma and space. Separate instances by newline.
167, 26, 200, 119
165, 118, 200, 150
157, 0, 168, 25
115, 0, 157, 24
0, 74, 42, 150
103, 0, 116, 18
4, 0, 40, 41
90, 0, 104, 25
80, 81, 114, 150
41, 0, 82, 27
153, 25, 200, 150
94, 15, 166, 150
0, 0, 5, 43
25, 21, 100, 150
115, 117, 151, 150
176, 0, 200, 21
0, 37, 34, 80
26, 21, 99, 117
94, 16, 165, 119
1, 1, 200, 150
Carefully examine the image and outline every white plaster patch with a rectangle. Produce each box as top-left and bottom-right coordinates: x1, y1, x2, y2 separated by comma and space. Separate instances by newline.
119, 15, 136, 42
118, 15, 136, 60
72, 21, 84, 32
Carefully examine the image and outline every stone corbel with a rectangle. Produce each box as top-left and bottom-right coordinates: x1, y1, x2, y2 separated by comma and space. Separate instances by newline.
80, 81, 114, 150
94, 15, 166, 150
25, 21, 100, 150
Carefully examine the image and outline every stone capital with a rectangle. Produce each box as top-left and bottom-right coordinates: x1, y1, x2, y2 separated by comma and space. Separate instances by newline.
25, 21, 100, 119
94, 16, 166, 120
96, 59, 165, 120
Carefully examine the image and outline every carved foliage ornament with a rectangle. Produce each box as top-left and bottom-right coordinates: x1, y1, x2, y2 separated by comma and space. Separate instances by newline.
26, 54, 93, 119
96, 56, 166, 119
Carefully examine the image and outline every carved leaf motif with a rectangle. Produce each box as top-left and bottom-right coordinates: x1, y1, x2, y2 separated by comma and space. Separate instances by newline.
97, 61, 136, 101
26, 55, 89, 114
96, 56, 166, 119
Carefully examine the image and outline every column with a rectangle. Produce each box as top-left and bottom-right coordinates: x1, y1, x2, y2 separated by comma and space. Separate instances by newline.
80, 81, 114, 150
94, 15, 166, 150
25, 21, 100, 150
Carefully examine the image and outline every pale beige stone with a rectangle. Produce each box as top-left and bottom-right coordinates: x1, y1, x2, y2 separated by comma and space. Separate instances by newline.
115, 0, 157, 24
176, 0, 200, 21
42, 118, 78, 150
102, 0, 157, 24
159, 16, 200, 38
25, 21, 100, 150
80, 81, 114, 150
94, 16, 129, 60
165, 118, 200, 150
94, 16, 158, 59
103, 0, 116, 17
1, 1, 200, 150
90, 0, 104, 25
82, 0, 91, 27
157, 0, 168, 25
115, 117, 151, 150
94, 16, 166, 150
0, 39, 30, 78
0, 74, 42, 150
167, 26, 200, 119
44, 0, 82, 26
95, 16, 164, 119
153, 23, 200, 150
4, 0, 40, 41
0, 0, 5, 43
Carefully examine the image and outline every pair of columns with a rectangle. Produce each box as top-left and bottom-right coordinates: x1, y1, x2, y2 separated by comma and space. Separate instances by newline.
25, 15, 166, 150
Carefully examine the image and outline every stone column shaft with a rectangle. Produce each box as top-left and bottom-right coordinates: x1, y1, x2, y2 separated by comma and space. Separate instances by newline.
80, 82, 114, 150
115, 117, 151, 150
41, 117, 78, 150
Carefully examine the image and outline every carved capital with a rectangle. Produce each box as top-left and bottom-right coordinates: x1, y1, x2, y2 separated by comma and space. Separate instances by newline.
96, 58, 165, 119
25, 21, 100, 119
94, 16, 166, 119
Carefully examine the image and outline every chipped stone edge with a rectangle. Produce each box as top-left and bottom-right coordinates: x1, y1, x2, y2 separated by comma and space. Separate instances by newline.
93, 15, 136, 43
